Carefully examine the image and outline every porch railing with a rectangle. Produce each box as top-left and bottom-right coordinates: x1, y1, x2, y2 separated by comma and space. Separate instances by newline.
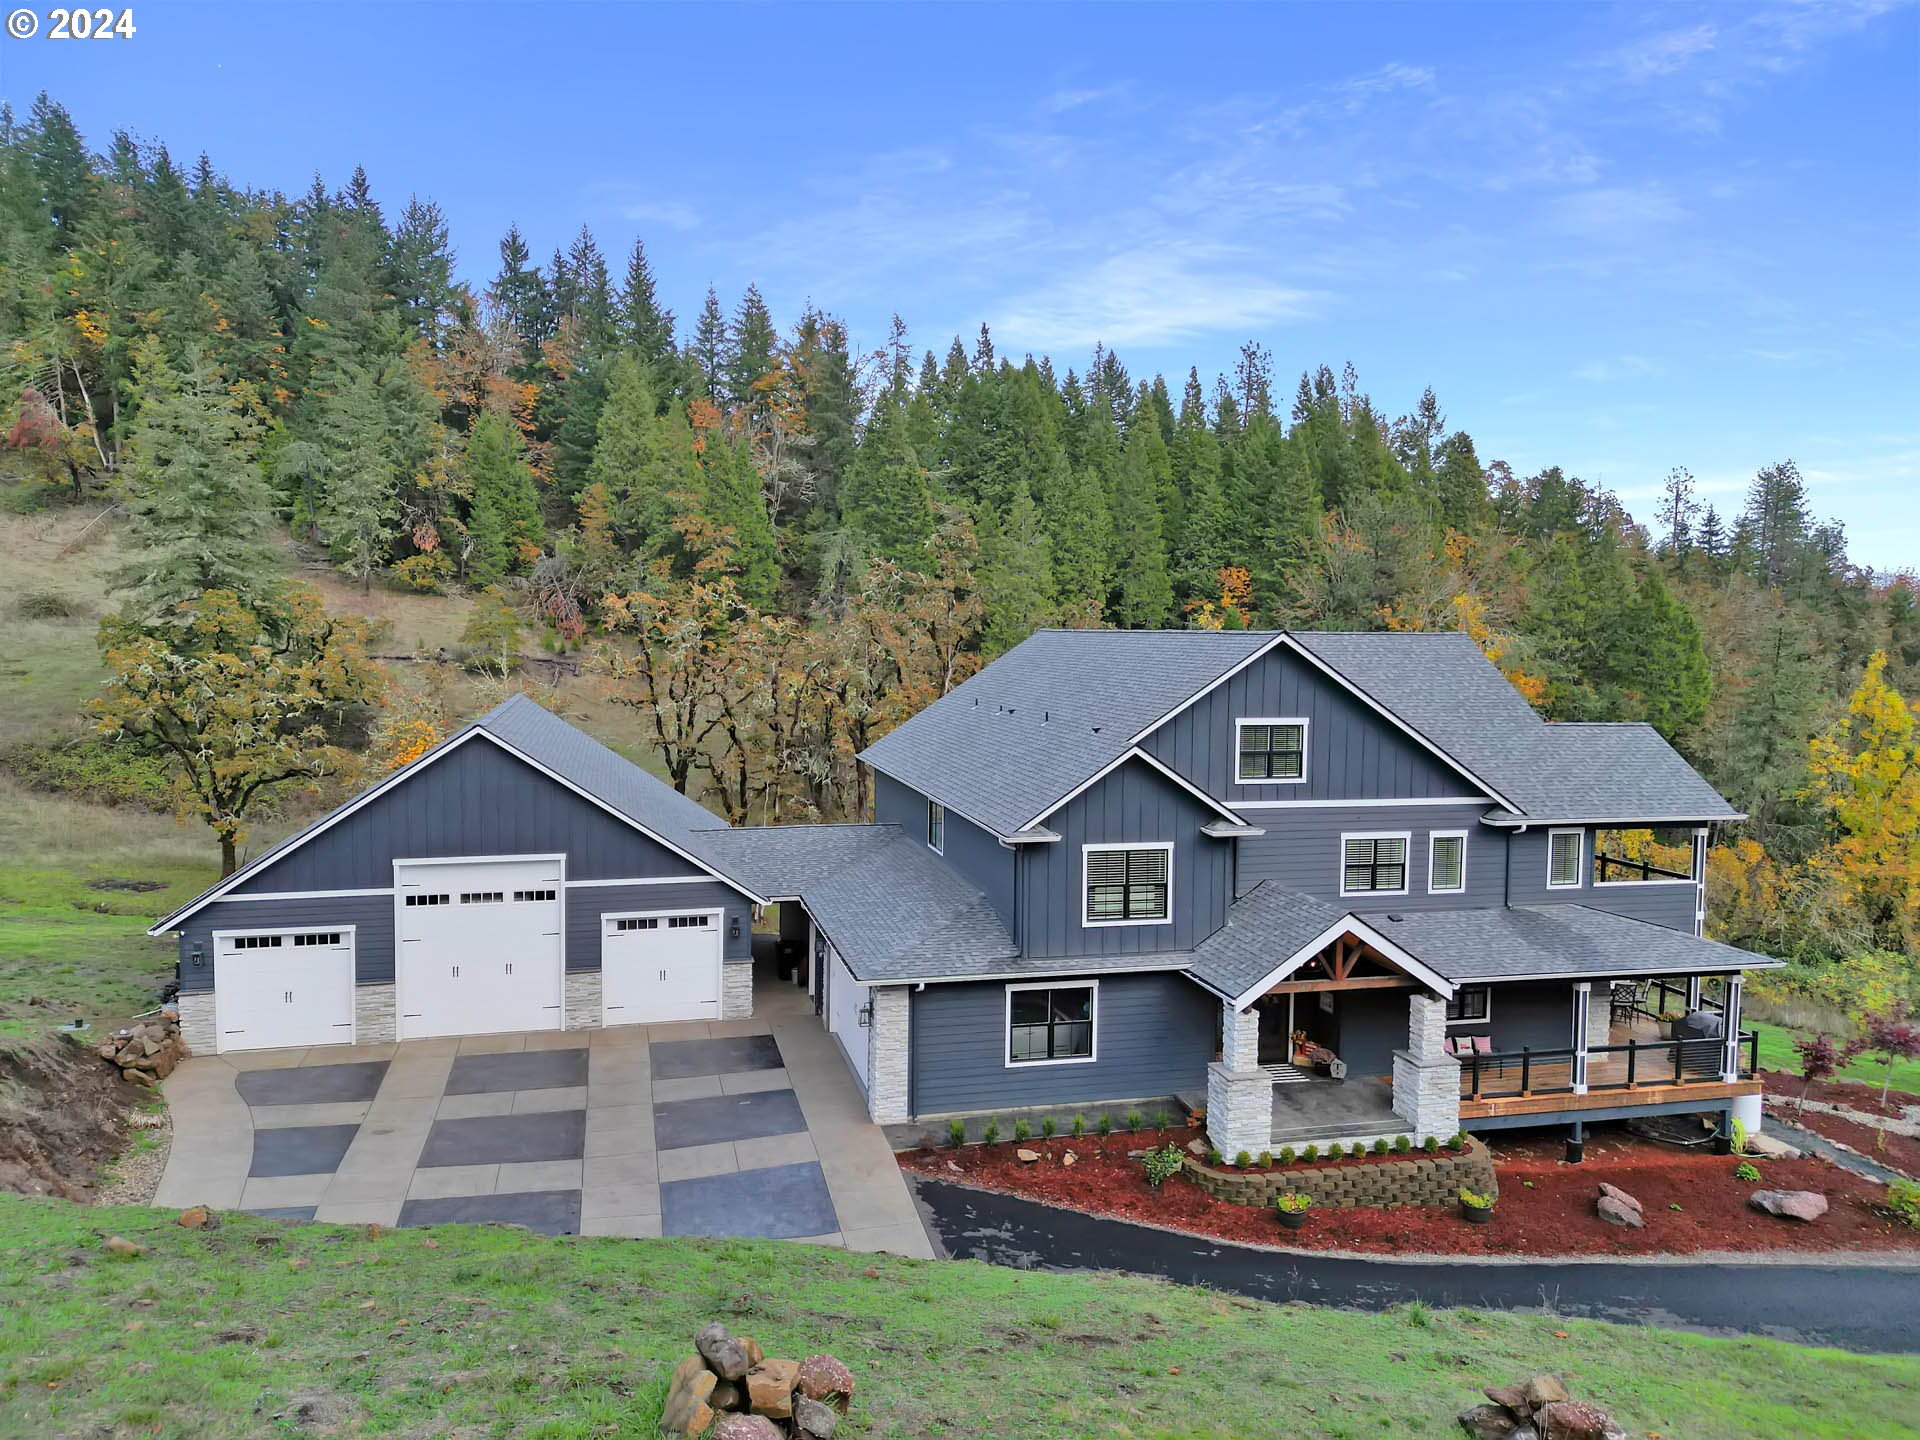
1459, 1030, 1758, 1101
1593, 853, 1695, 883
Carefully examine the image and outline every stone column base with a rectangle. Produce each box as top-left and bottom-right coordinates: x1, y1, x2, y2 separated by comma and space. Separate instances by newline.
565, 971, 604, 1030
866, 985, 910, 1124
175, 991, 216, 1055
1205, 1062, 1270, 1162
1391, 1048, 1460, 1143
721, 960, 753, 1020
354, 983, 397, 1045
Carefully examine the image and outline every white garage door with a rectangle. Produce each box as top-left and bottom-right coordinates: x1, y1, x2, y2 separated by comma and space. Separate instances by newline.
396, 857, 563, 1040
827, 946, 869, 1091
214, 929, 355, 1053
602, 910, 721, 1025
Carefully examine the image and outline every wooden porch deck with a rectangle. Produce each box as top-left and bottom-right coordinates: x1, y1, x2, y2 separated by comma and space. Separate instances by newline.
1455, 1014, 1761, 1121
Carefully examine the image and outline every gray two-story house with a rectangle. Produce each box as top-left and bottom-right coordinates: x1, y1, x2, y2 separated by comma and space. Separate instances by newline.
152, 629, 1778, 1162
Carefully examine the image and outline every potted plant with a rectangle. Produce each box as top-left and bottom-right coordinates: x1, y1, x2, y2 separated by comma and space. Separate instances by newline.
1275, 1192, 1313, 1230
1459, 1187, 1495, 1224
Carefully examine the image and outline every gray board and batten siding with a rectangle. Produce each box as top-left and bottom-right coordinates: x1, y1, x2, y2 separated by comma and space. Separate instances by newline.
1139, 644, 1479, 806
909, 971, 1217, 1118
873, 770, 1016, 934
1015, 754, 1232, 960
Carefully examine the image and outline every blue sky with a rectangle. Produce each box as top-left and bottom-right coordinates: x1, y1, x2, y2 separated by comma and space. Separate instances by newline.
7, 1, 1917, 568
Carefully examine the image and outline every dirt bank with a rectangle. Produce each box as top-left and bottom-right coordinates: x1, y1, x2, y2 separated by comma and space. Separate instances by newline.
0, 1034, 142, 1199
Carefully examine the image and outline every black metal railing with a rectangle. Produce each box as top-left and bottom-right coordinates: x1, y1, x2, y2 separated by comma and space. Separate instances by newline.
1593, 853, 1695, 884
1459, 1030, 1757, 1101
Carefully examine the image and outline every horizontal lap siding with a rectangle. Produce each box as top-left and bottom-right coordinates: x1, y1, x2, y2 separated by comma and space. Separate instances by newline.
1447, 979, 1578, 1053
874, 772, 1016, 932
1017, 758, 1230, 958
1141, 649, 1475, 805
911, 972, 1215, 1116
1236, 804, 1504, 910
177, 895, 395, 991
1504, 829, 1700, 934
230, 739, 706, 891
1580, 884, 1698, 932
1327, 990, 1405, 1075
562, 883, 751, 971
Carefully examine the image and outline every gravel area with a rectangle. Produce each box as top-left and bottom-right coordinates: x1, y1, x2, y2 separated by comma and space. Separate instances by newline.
93, 1103, 171, 1207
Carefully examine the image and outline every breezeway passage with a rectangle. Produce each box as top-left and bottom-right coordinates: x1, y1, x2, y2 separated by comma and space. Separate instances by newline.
156, 975, 931, 1255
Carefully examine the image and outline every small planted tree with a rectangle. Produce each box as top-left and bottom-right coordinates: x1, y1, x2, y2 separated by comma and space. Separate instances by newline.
1858, 1005, 1920, 1120
1792, 1030, 1852, 1113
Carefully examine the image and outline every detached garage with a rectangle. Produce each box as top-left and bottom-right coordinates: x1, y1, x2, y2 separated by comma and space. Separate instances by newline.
153, 695, 765, 1055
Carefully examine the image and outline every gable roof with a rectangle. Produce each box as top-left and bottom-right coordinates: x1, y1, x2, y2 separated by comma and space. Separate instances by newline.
692, 824, 1021, 983
859, 628, 1741, 835
151, 694, 762, 934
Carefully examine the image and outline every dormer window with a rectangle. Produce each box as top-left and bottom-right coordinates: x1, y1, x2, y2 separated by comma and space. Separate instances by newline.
1236, 718, 1308, 784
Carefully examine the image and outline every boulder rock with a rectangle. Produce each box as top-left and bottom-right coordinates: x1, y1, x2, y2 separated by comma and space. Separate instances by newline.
1594, 1195, 1643, 1229
667, 1355, 708, 1395
794, 1354, 855, 1414
745, 1358, 799, 1418
660, 1369, 717, 1436
103, 1235, 146, 1257
1186, 1139, 1209, 1156
696, 1322, 752, 1382
707, 1417, 782, 1440
1483, 1382, 1532, 1417
741, 1337, 764, 1368
1458, 1403, 1517, 1439
1536, 1399, 1625, 1440
176, 1206, 213, 1230
1016, 1149, 1041, 1163
1523, 1375, 1570, 1409
1749, 1189, 1828, 1222
1061, 1151, 1076, 1167
794, 1394, 839, 1439
708, 1380, 741, 1412
1595, 1183, 1641, 1216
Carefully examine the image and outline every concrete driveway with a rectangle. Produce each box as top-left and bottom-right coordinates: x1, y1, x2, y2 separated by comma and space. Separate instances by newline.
156, 977, 932, 1256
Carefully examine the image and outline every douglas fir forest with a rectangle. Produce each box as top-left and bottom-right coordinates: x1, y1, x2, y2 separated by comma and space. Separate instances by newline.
2, 94, 1916, 1045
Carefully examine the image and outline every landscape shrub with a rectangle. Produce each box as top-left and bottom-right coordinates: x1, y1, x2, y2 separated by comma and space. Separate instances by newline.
13, 587, 84, 619
1372, 1138, 1389, 1155
947, 1119, 966, 1148
1140, 1144, 1184, 1188
1733, 1161, 1761, 1183
1302, 1144, 1319, 1162
1234, 1150, 1253, 1168
1013, 1119, 1031, 1143
1326, 1142, 1344, 1160
1449, 1130, 1467, 1150
1040, 1117, 1057, 1139
1206, 1148, 1222, 1164
981, 1118, 1001, 1146
1258, 1150, 1273, 1167
1096, 1113, 1114, 1137
1124, 1109, 1143, 1133
1888, 1179, 1920, 1228
1071, 1114, 1086, 1138
1394, 1134, 1412, 1153
1151, 1109, 1172, 1131
1278, 1146, 1296, 1164
1423, 1135, 1440, 1152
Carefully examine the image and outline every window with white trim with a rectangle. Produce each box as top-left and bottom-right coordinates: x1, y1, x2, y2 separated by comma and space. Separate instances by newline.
1007, 983, 1096, 1064
1546, 830, 1584, 889
1446, 986, 1491, 1025
1236, 718, 1308, 783
927, 800, 945, 854
1341, 834, 1408, 895
1083, 845, 1171, 925
1428, 832, 1467, 894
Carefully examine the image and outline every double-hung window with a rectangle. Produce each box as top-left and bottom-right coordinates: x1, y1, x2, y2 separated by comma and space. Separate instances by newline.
1236, 718, 1308, 783
1428, 831, 1467, 894
927, 800, 945, 854
1006, 983, 1096, 1065
1341, 833, 1409, 896
1083, 844, 1171, 926
1546, 829, 1584, 889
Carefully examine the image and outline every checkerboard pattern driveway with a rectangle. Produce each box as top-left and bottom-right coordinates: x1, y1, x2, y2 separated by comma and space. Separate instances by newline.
155, 974, 932, 1256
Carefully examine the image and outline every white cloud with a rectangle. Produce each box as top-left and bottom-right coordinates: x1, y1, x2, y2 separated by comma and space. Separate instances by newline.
1573, 355, 1666, 383
616, 200, 700, 232
1604, 23, 1718, 81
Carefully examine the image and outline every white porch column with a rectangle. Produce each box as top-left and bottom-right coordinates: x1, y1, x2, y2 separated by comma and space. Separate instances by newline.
1691, 827, 1709, 938
1685, 975, 1703, 1012
1390, 993, 1459, 1142
1720, 975, 1744, 1082
1570, 982, 1591, 1093
1205, 1000, 1270, 1161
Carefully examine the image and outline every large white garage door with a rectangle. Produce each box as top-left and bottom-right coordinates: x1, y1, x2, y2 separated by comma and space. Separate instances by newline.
396, 857, 563, 1040
602, 910, 721, 1025
214, 929, 355, 1053
827, 947, 869, 1091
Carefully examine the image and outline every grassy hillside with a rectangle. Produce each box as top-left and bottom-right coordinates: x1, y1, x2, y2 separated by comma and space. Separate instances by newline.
0, 1197, 1913, 1440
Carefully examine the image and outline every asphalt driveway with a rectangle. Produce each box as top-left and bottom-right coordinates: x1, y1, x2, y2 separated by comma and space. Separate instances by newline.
156, 978, 932, 1255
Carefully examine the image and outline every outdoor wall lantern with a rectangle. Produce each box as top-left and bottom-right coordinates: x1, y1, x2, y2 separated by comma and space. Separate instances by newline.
728, 915, 742, 941
189, 944, 204, 968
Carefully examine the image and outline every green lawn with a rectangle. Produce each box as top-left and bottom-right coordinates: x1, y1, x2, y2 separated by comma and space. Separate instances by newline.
1751, 1019, 1920, 1096
0, 1198, 1912, 1440
0, 781, 214, 1046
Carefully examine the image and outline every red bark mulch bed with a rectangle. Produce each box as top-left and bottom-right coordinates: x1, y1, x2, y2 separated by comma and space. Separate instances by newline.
898, 1126, 1920, 1257
1766, 1097, 1920, 1179
1759, 1068, 1919, 1120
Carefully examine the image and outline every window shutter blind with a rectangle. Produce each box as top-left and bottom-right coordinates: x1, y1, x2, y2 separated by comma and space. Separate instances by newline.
1086, 850, 1129, 888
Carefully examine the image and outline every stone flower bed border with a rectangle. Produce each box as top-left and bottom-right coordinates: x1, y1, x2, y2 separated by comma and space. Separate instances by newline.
1181, 1136, 1498, 1209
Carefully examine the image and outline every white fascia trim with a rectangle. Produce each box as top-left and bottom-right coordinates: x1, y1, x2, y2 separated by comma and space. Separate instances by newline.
1480, 811, 1748, 826
151, 726, 765, 936
1469, 960, 1781, 983
1202, 822, 1266, 838
201, 887, 394, 904
565, 874, 730, 889
1022, 747, 1247, 833
998, 829, 1062, 846
902, 961, 1192, 986
1227, 915, 1456, 1010
1126, 633, 1292, 742
1235, 795, 1489, 810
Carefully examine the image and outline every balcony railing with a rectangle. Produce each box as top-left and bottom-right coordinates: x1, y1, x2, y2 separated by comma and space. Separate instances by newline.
1460, 1030, 1758, 1101
1593, 853, 1695, 883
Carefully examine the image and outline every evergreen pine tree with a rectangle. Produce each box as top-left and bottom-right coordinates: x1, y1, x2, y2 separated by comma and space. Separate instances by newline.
690, 285, 727, 396
840, 396, 934, 568
1434, 430, 1491, 531
616, 237, 676, 367
726, 283, 777, 413
1620, 569, 1711, 739
585, 355, 701, 556
390, 197, 455, 348
697, 430, 779, 607
1110, 419, 1175, 627
978, 485, 1056, 654
314, 366, 399, 590
463, 411, 545, 584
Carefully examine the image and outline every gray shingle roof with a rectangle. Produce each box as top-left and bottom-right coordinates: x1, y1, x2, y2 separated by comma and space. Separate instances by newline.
1187, 882, 1349, 999
859, 629, 1741, 832
1290, 632, 1740, 822
474, 694, 763, 898
856, 629, 1274, 837
1367, 904, 1781, 981
692, 825, 1021, 983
